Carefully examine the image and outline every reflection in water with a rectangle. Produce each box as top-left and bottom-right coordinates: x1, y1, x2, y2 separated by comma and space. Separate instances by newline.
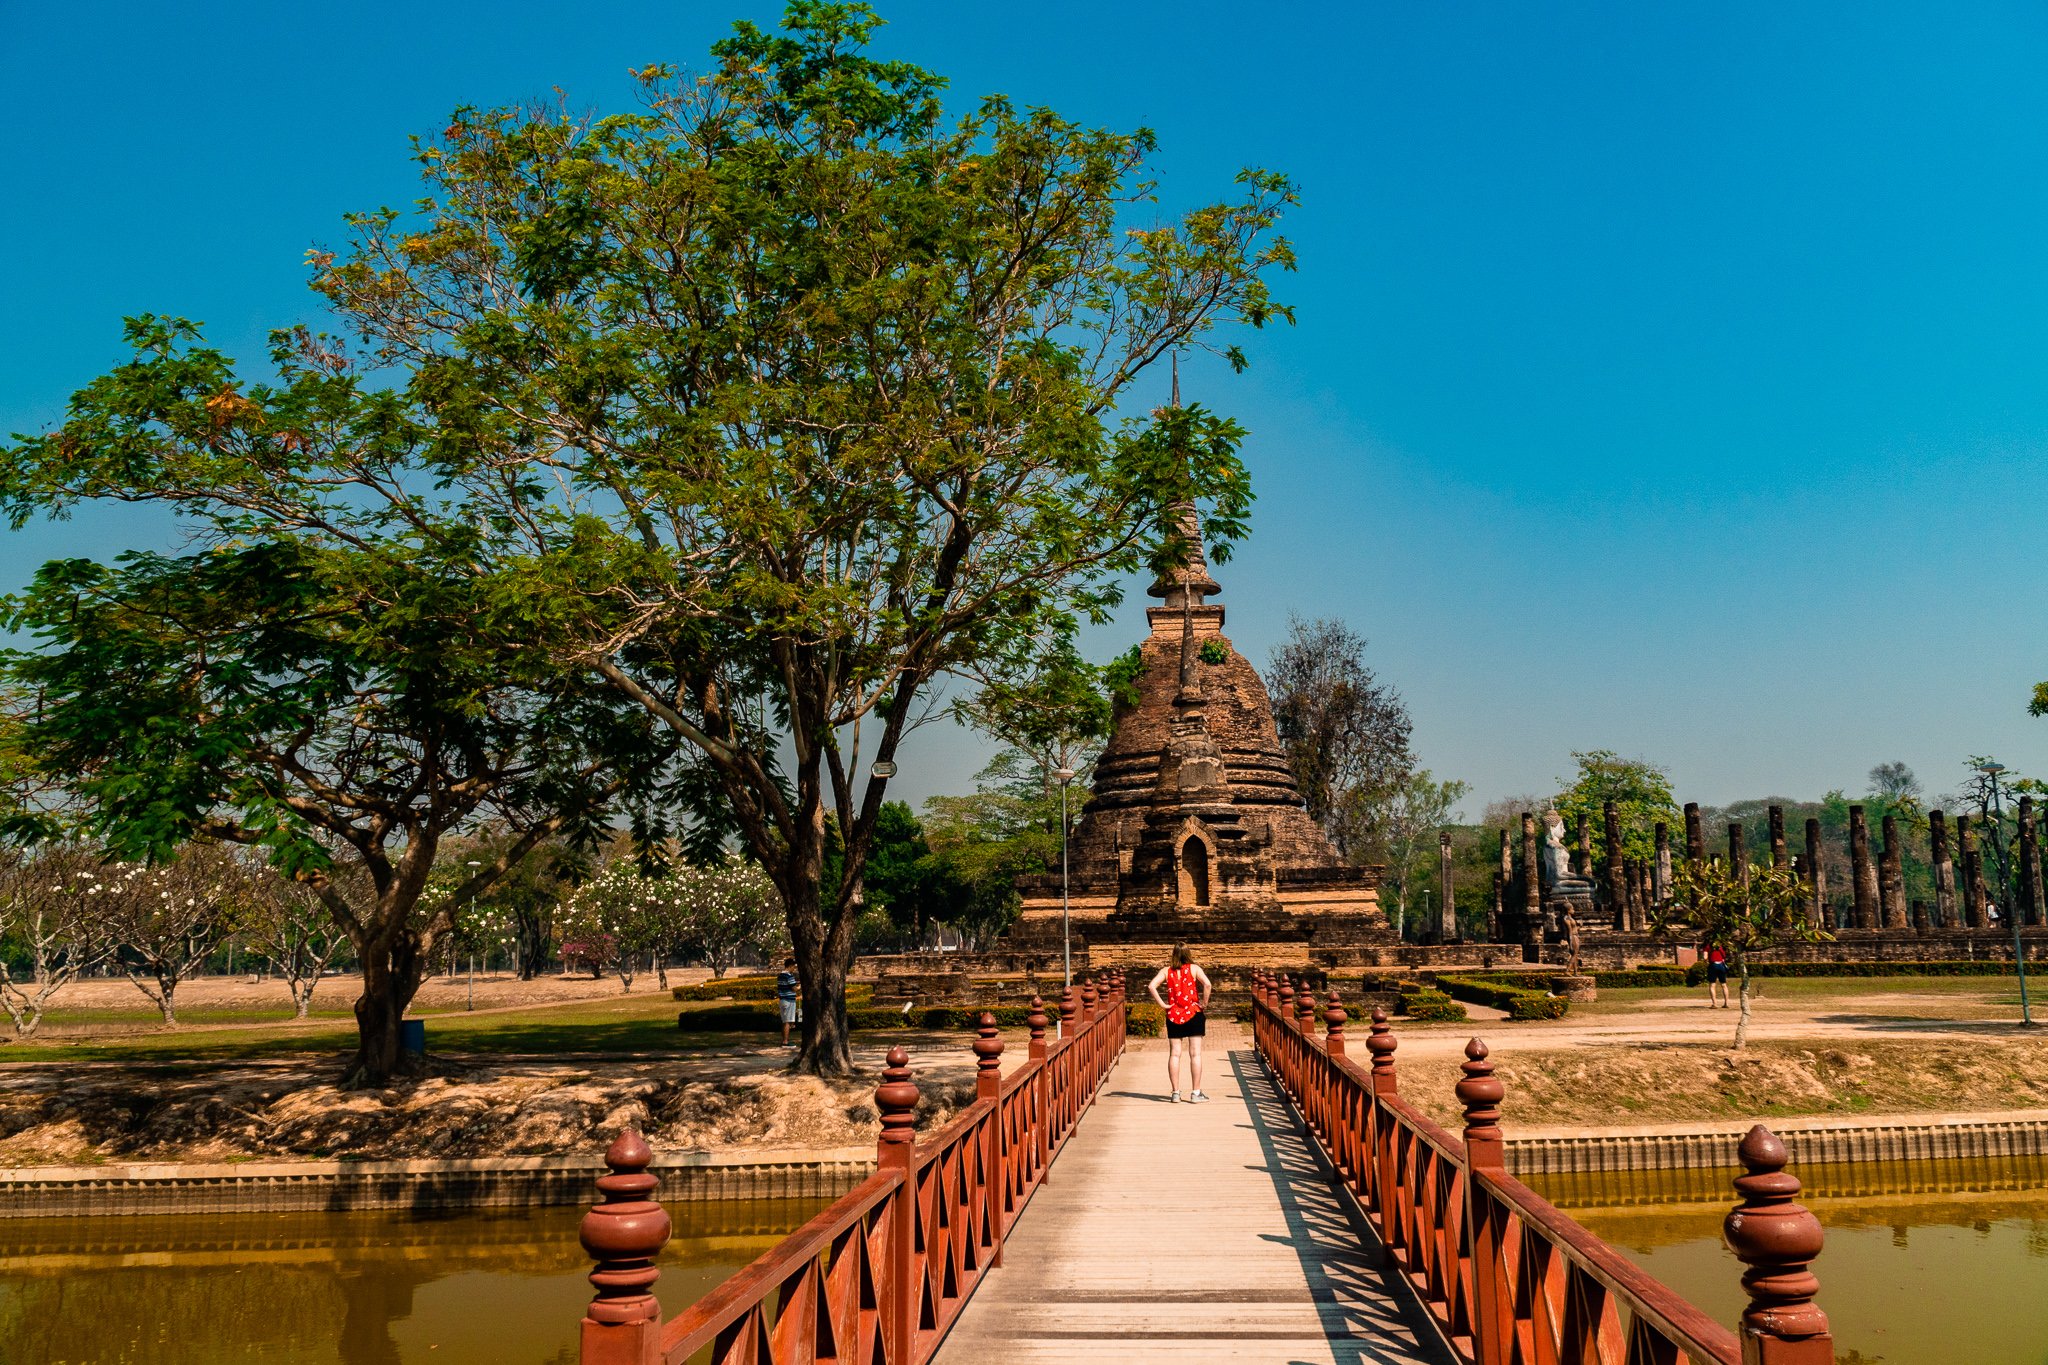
1530, 1156, 2048, 1365
0, 1200, 824, 1365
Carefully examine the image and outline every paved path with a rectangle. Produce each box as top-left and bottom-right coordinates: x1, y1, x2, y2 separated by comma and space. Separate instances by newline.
934, 1025, 1454, 1364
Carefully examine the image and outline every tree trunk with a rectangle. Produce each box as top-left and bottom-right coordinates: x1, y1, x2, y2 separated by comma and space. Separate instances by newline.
1734, 963, 1752, 1051
157, 973, 177, 1027
796, 941, 854, 1075
345, 932, 424, 1088
294, 983, 313, 1020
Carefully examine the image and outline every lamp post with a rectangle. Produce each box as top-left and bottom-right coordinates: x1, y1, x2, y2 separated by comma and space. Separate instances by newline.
464, 860, 482, 1011
1055, 766, 1076, 1002
1976, 761, 2035, 1027
1419, 888, 1431, 945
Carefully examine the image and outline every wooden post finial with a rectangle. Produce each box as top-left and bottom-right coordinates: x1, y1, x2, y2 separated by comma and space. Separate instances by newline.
1059, 985, 1077, 1034
876, 1045, 920, 1159
579, 1130, 672, 1335
1277, 976, 1295, 1015
1324, 989, 1346, 1055
1081, 979, 1098, 1020
1366, 1006, 1398, 1095
1456, 1038, 1505, 1172
974, 1015, 1007, 1088
1725, 1125, 1832, 1362
1027, 994, 1048, 1057
1294, 976, 1315, 1030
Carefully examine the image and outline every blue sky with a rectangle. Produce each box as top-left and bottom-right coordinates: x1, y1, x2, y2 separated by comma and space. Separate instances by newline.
5, 1, 2047, 816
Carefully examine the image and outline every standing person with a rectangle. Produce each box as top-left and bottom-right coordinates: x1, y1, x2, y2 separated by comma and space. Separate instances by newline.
1147, 943, 1212, 1103
1703, 943, 1730, 1009
776, 957, 801, 1047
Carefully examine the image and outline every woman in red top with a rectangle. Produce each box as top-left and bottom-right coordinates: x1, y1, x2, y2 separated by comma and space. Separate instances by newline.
1146, 943, 1213, 1103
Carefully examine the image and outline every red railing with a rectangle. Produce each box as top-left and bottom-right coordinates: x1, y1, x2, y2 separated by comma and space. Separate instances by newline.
1250, 972, 1835, 1365
577, 975, 1129, 1365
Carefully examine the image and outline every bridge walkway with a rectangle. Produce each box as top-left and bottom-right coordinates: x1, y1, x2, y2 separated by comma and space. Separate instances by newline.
934, 1023, 1455, 1364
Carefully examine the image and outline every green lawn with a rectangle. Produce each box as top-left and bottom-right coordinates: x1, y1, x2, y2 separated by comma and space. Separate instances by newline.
0, 994, 761, 1067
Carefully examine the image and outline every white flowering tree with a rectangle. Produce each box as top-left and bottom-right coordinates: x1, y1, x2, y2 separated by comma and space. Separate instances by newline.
0, 844, 110, 1036
81, 850, 239, 1026
556, 859, 669, 993
238, 860, 350, 1018
673, 861, 786, 981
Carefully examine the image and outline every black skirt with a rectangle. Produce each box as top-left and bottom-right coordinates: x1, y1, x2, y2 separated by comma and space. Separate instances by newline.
1165, 1010, 1207, 1039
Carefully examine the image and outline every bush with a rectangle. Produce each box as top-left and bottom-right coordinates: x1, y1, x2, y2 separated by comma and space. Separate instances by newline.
675, 1002, 780, 1031
678, 999, 1064, 1034
1396, 988, 1467, 1022
1678, 959, 2031, 987
1433, 973, 1571, 1021
1593, 967, 1686, 989
673, 978, 874, 1004
1125, 1002, 1166, 1037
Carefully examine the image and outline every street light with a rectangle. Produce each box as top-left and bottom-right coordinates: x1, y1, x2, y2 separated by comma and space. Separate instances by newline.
1976, 762, 2035, 1027
1055, 766, 1076, 1003
464, 860, 482, 1012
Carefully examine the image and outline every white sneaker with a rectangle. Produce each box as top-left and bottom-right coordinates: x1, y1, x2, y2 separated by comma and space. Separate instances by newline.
1187, 1090, 1211, 1104
1169, 1091, 1183, 1103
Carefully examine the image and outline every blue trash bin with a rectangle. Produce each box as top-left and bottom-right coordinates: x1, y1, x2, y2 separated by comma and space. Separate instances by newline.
400, 1018, 426, 1057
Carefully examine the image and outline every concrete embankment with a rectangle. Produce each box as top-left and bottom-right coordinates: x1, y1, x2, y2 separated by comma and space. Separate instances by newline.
0, 1145, 877, 1218
1505, 1107, 2048, 1176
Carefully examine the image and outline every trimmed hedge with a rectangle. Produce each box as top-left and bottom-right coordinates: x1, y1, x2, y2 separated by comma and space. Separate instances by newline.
1433, 973, 1570, 1021
1593, 967, 1686, 988
677, 999, 1080, 1034
1680, 958, 2032, 987
1396, 988, 1467, 1022
672, 978, 876, 1004
1125, 1002, 1166, 1037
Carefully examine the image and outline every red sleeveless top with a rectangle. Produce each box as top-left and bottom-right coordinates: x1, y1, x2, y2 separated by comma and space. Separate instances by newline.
1165, 965, 1201, 1024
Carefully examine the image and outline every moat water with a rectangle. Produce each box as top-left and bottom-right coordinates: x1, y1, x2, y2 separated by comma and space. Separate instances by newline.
1530, 1152, 2048, 1364
0, 1198, 825, 1365
2, 1158, 2043, 1363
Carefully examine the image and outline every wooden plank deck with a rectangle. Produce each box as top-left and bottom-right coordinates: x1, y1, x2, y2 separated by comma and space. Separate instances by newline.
935, 1023, 1456, 1364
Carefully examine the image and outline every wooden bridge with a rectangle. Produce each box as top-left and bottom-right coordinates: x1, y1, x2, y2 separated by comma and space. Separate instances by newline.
575, 974, 1836, 1365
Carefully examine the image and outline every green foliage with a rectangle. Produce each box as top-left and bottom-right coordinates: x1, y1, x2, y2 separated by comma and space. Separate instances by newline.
1198, 638, 1229, 666
671, 974, 780, 1001
1433, 973, 1571, 1020
676, 996, 1044, 1032
1395, 987, 1466, 1022
1552, 750, 1682, 867
1123, 1001, 1166, 1036
1103, 646, 1147, 712
955, 629, 1113, 796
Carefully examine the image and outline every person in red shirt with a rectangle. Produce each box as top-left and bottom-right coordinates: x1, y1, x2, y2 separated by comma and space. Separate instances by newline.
1146, 943, 1213, 1103
1703, 943, 1731, 1009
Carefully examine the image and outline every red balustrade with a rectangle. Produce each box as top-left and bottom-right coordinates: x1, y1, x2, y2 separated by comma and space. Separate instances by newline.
578, 989, 1129, 1365
1251, 987, 1834, 1365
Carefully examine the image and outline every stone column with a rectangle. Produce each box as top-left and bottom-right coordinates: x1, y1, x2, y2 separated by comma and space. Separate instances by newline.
1684, 801, 1705, 865
2021, 796, 2046, 928
1488, 870, 1502, 943
1959, 815, 1987, 929
1769, 805, 1789, 871
1910, 900, 1929, 934
1520, 812, 1542, 952
1804, 817, 1827, 927
1879, 814, 1908, 929
1849, 805, 1878, 929
1728, 821, 1747, 880
1653, 822, 1672, 909
1438, 830, 1456, 943
1930, 809, 1956, 929
1498, 827, 1514, 929
1573, 812, 1592, 880
1604, 800, 1626, 926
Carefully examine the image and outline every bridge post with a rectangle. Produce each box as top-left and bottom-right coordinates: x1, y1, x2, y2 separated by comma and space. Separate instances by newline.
876, 1045, 921, 1362
974, 1012, 1005, 1269
1027, 994, 1047, 1061
1323, 989, 1346, 1057
1457, 1040, 1510, 1365
1725, 1125, 1833, 1364
1366, 1007, 1399, 1247
1294, 975, 1315, 1032
578, 1131, 671, 1365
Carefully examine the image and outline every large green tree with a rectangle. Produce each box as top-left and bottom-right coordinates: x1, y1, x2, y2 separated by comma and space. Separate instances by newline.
3, 4, 1291, 1075
306, 4, 1290, 1072
1553, 750, 1682, 867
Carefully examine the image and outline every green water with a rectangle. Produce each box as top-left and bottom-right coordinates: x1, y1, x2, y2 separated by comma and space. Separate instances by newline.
0, 1199, 824, 1365
1529, 1155, 2048, 1365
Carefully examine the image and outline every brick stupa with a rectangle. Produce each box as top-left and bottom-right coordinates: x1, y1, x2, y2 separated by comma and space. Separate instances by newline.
1009, 507, 1394, 970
